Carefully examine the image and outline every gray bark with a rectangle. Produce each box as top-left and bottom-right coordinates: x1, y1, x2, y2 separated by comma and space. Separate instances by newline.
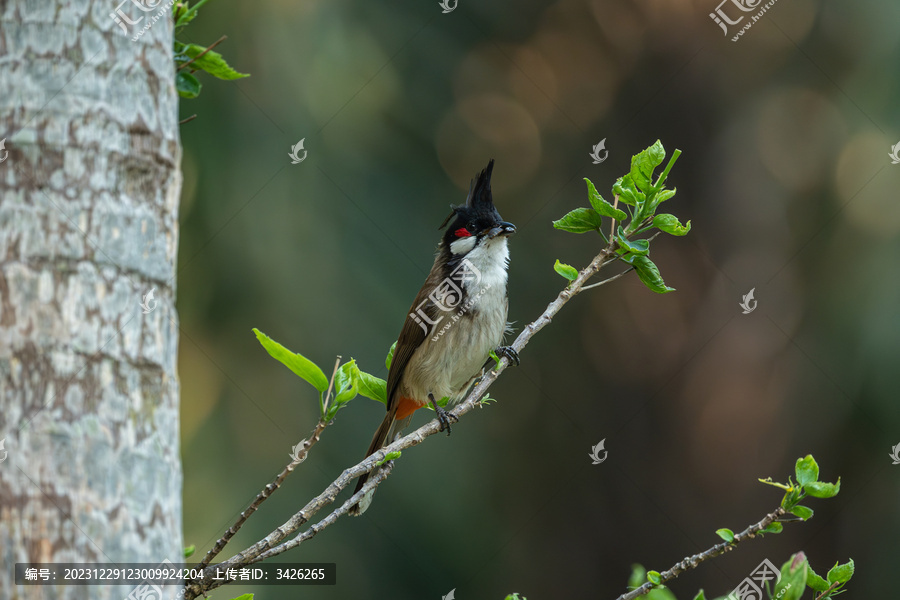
0, 1, 183, 598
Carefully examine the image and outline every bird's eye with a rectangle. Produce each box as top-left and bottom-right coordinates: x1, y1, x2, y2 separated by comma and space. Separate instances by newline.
466, 222, 478, 233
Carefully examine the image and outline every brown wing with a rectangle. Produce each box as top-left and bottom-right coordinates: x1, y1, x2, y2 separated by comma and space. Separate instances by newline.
384, 267, 444, 413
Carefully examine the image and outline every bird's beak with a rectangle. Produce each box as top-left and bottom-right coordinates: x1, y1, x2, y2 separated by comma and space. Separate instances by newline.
487, 221, 516, 239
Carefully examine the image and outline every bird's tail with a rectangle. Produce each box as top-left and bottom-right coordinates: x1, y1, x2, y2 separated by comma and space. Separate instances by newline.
348, 413, 410, 516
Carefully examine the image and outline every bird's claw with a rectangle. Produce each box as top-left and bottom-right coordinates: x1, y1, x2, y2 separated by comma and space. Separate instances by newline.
495, 346, 520, 366
428, 393, 459, 435
435, 404, 458, 435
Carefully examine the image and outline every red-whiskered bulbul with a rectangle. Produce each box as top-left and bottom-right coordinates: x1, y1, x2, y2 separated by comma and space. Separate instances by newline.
349, 160, 518, 516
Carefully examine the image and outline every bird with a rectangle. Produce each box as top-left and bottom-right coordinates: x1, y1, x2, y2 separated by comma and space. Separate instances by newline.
349, 160, 518, 516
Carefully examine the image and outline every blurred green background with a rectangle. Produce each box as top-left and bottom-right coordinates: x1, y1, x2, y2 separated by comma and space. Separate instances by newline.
174, 0, 900, 598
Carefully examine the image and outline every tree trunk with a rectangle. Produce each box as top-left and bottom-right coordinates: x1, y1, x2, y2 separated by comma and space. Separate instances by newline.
0, 1, 183, 598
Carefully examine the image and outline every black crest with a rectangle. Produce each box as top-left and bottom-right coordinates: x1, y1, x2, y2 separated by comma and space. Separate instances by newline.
439, 160, 503, 238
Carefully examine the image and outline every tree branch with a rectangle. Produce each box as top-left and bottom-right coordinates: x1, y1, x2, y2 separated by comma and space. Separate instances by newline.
184, 460, 395, 597
615, 506, 787, 600
196, 420, 327, 570
198, 358, 343, 570
181, 237, 629, 598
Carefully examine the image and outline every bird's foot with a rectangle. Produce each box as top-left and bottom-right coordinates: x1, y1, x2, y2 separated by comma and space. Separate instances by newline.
495, 345, 520, 366
429, 393, 458, 435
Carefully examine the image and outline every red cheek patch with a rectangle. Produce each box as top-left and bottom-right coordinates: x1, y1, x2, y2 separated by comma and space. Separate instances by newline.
454, 228, 472, 238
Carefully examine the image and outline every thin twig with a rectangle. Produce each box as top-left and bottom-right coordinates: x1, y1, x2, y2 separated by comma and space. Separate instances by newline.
815, 581, 840, 600
196, 420, 328, 570
581, 267, 634, 291
179, 114, 198, 125
177, 35, 227, 71
322, 356, 341, 415
610, 193, 619, 240
197, 357, 343, 570
615, 507, 787, 600
252, 459, 397, 562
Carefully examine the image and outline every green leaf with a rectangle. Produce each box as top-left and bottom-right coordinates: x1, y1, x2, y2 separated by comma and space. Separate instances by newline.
386, 341, 396, 370
715, 528, 734, 543
789, 505, 814, 520
647, 570, 661, 586
253, 328, 329, 392
616, 231, 650, 256
334, 360, 358, 403
175, 9, 198, 29
554, 259, 579, 281
652, 213, 691, 236
181, 43, 250, 80
376, 450, 401, 466
692, 591, 706, 600
176, 71, 201, 99
585, 178, 627, 220
632, 255, 675, 293
613, 174, 644, 206
488, 349, 502, 369
804, 479, 840, 498
645, 140, 666, 171
782, 479, 803, 509
806, 565, 830, 592
552, 207, 604, 234
761, 521, 783, 534
773, 553, 808, 600
758, 477, 793, 491
504, 595, 527, 600
183, 544, 195, 558
173, 0, 208, 28
628, 565, 647, 590
795, 455, 819, 486
227, 595, 254, 600
478, 393, 497, 405
826, 559, 854, 584
630, 140, 666, 193
357, 370, 387, 405
653, 189, 677, 206
425, 395, 451, 409
646, 588, 677, 600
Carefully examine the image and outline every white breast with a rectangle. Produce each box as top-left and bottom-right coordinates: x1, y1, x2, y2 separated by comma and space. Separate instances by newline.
400, 236, 510, 406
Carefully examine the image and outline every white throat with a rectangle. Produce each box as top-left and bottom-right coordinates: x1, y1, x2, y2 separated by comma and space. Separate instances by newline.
457, 236, 509, 292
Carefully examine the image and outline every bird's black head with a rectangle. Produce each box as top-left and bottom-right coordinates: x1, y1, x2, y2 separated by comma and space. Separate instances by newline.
439, 160, 516, 256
